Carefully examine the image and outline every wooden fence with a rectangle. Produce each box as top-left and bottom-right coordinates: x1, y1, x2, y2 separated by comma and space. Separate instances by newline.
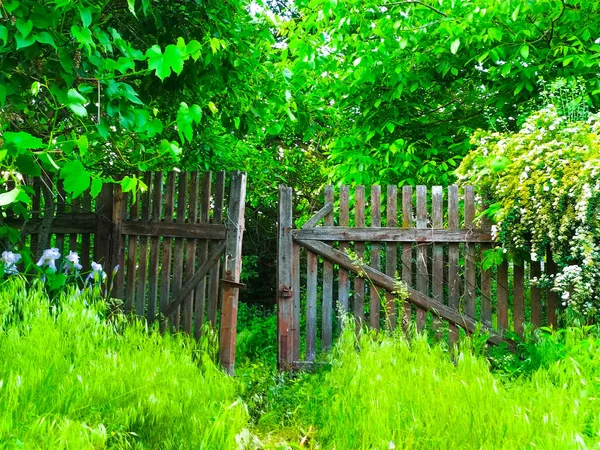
277, 184, 559, 370
11, 170, 246, 374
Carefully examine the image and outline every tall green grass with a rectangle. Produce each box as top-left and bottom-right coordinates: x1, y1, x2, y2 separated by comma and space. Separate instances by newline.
0, 279, 247, 449
293, 325, 600, 449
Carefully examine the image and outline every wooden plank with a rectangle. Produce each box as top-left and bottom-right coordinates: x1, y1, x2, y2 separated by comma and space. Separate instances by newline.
81, 192, 91, 271
306, 251, 318, 361
401, 186, 413, 327
370, 185, 381, 329
302, 202, 334, 229
480, 197, 493, 326
163, 241, 226, 317
7, 215, 98, 234
531, 260, 542, 327
136, 172, 152, 317
30, 178, 41, 257
94, 184, 114, 269
219, 171, 246, 375
546, 248, 558, 328
354, 185, 366, 324
124, 187, 139, 313
207, 171, 226, 328
514, 261, 525, 336
68, 196, 80, 252
464, 186, 476, 319
147, 172, 163, 324
277, 186, 294, 370
296, 239, 515, 349
416, 185, 428, 331
172, 172, 188, 330
292, 242, 301, 362
338, 186, 350, 315
293, 227, 492, 242
159, 172, 176, 328
194, 173, 212, 339
183, 172, 199, 333
55, 182, 66, 255
385, 185, 398, 329
121, 221, 226, 239
431, 186, 444, 331
448, 185, 460, 342
497, 260, 509, 331
322, 185, 334, 350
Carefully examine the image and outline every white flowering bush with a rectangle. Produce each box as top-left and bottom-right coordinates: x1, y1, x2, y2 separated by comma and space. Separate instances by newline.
457, 105, 600, 318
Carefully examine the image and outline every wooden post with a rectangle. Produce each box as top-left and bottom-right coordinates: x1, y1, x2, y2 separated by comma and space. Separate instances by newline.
322, 185, 334, 350
447, 185, 460, 343
277, 185, 294, 370
218, 171, 246, 375
385, 185, 398, 329
401, 186, 413, 327
415, 185, 428, 331
111, 183, 126, 299
431, 186, 444, 332
95, 183, 114, 271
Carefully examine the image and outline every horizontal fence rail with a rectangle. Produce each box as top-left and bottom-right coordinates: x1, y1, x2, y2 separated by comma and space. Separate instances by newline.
277, 184, 559, 370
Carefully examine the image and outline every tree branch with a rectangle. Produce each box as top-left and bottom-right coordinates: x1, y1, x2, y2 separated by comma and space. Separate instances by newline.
385, 1, 448, 18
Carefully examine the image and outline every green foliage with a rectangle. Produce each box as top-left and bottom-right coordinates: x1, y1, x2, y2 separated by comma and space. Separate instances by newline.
280, 0, 600, 186
0, 279, 248, 448
457, 99, 600, 318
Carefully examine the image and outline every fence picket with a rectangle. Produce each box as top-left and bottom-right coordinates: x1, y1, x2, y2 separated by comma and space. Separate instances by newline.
136, 172, 152, 317
514, 261, 525, 336
183, 172, 199, 333
464, 186, 476, 319
354, 186, 366, 324
370, 185, 381, 329
338, 186, 350, 316
431, 186, 443, 331
448, 185, 460, 343
194, 172, 212, 340
385, 185, 398, 329
124, 189, 139, 312
159, 172, 176, 327
208, 171, 226, 328
322, 185, 334, 349
306, 251, 318, 361
147, 172, 164, 324
497, 260, 509, 331
172, 172, 188, 330
401, 186, 413, 328
416, 186, 428, 331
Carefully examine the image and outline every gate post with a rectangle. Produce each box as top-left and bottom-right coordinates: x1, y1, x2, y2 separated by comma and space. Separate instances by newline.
218, 171, 247, 375
277, 186, 295, 370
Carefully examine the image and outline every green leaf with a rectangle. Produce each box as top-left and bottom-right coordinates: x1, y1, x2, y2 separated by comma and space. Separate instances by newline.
15, 19, 33, 38
520, 44, 529, 59
68, 88, 86, 104
15, 33, 36, 49
0, 84, 5, 107
36, 32, 57, 49
60, 160, 91, 198
208, 101, 218, 115
146, 44, 185, 81
0, 188, 22, 207
16, 153, 41, 176
0, 26, 7, 46
71, 25, 94, 49
3, 132, 44, 149
127, 0, 137, 16
186, 40, 202, 61
450, 38, 460, 55
80, 7, 93, 28
91, 177, 103, 198
76, 135, 89, 156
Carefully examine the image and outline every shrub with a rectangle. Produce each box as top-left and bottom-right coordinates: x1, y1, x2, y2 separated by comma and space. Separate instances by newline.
457, 103, 600, 319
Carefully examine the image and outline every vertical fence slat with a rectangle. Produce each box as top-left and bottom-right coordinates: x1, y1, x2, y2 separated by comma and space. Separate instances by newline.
546, 248, 558, 328
30, 178, 41, 258
464, 186, 476, 319
147, 172, 163, 324
480, 198, 492, 326
514, 261, 525, 336
277, 186, 294, 369
497, 260, 509, 331
69, 196, 80, 252
354, 185, 366, 324
124, 189, 139, 312
55, 182, 66, 255
136, 172, 152, 317
531, 260, 542, 327
338, 186, 350, 316
385, 185, 398, 329
183, 172, 199, 333
431, 186, 443, 329
292, 242, 301, 362
194, 172, 212, 340
370, 185, 381, 329
416, 185, 428, 331
322, 185, 334, 350
448, 185, 460, 342
402, 186, 413, 327
81, 192, 91, 271
208, 171, 226, 328
306, 251, 318, 362
159, 172, 176, 328
219, 171, 246, 375
172, 172, 188, 330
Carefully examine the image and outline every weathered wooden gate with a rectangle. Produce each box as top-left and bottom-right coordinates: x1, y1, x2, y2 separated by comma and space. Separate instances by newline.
277, 184, 559, 370
13, 170, 246, 374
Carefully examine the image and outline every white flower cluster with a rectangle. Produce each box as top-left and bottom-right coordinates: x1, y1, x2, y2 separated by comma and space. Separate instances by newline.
1, 251, 21, 275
